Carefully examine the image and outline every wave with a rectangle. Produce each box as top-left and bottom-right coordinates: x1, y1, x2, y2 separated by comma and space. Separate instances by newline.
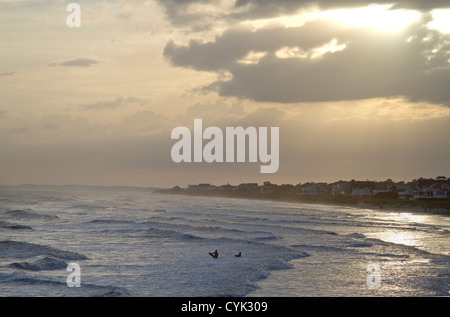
0, 241, 88, 261
349, 242, 373, 248
3, 209, 58, 220
344, 232, 442, 259
0, 272, 131, 297
254, 235, 278, 241
68, 204, 105, 210
142, 228, 205, 241
291, 244, 349, 253
9, 255, 68, 271
86, 219, 135, 225
364, 236, 434, 257
141, 223, 281, 245
0, 221, 32, 230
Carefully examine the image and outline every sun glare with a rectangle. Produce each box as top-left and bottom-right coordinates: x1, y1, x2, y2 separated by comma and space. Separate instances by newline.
427, 9, 450, 33
245, 4, 420, 32
321, 4, 421, 32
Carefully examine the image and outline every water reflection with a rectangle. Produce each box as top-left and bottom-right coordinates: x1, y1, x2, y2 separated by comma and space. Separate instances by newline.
366, 210, 450, 255
377, 230, 422, 248
385, 212, 428, 224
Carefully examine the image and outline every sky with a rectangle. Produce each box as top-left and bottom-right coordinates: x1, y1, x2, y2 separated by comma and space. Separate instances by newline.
1, 0, 450, 188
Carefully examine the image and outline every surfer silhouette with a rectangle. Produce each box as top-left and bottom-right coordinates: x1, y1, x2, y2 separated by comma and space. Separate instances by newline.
235, 252, 241, 257
209, 250, 218, 258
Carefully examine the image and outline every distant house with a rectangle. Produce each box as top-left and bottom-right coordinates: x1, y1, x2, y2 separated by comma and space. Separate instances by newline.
414, 181, 450, 200
352, 188, 372, 196
372, 189, 391, 195
350, 180, 375, 196
395, 185, 414, 200
260, 181, 276, 194
187, 185, 198, 192
330, 181, 350, 196
417, 178, 441, 189
218, 183, 233, 192
300, 182, 328, 196
187, 183, 215, 192
235, 183, 259, 193
278, 184, 299, 194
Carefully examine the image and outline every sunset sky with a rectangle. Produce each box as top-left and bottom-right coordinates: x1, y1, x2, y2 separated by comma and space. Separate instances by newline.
1, 0, 450, 187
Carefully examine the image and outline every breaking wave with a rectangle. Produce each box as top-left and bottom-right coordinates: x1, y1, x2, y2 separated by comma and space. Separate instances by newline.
0, 272, 131, 297
3, 209, 58, 220
0, 241, 88, 261
9, 255, 68, 271
0, 221, 32, 230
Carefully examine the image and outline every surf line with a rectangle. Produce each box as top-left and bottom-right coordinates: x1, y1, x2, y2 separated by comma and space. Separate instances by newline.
171, 119, 279, 173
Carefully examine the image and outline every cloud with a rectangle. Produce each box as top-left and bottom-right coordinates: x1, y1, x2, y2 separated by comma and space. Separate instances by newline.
0, 71, 15, 77
121, 110, 171, 133
156, 0, 450, 27
34, 113, 98, 140
49, 58, 100, 68
155, 0, 224, 28
164, 17, 450, 105
1, 127, 30, 135
80, 97, 151, 111
42, 122, 60, 130
233, 0, 450, 19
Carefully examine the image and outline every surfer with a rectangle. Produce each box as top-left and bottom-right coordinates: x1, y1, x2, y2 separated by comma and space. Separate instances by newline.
210, 250, 218, 258
235, 252, 241, 257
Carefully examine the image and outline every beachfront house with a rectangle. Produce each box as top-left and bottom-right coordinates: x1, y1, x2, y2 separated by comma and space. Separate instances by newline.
234, 183, 259, 193
350, 180, 375, 196
218, 183, 233, 193
300, 182, 328, 196
413, 181, 450, 200
260, 181, 276, 194
187, 183, 215, 192
396, 185, 414, 200
330, 181, 350, 196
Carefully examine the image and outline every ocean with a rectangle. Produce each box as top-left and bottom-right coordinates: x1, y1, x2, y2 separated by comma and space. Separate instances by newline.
0, 185, 449, 297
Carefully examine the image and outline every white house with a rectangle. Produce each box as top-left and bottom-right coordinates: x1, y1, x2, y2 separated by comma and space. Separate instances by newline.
352, 188, 372, 196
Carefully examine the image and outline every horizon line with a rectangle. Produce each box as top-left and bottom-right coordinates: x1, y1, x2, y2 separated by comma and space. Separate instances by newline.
1, 175, 448, 190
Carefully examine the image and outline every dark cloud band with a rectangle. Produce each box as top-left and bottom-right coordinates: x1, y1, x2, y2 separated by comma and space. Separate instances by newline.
164, 16, 450, 105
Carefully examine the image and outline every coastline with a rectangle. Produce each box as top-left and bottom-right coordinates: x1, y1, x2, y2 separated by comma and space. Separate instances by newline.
156, 188, 450, 217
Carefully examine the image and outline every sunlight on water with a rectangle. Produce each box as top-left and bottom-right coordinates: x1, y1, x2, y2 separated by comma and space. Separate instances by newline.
362, 210, 450, 256
378, 231, 421, 247
376, 212, 426, 247
386, 212, 428, 223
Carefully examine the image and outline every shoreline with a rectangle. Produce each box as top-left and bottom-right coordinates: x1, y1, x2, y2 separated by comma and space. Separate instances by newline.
2, 183, 448, 217
156, 189, 450, 217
